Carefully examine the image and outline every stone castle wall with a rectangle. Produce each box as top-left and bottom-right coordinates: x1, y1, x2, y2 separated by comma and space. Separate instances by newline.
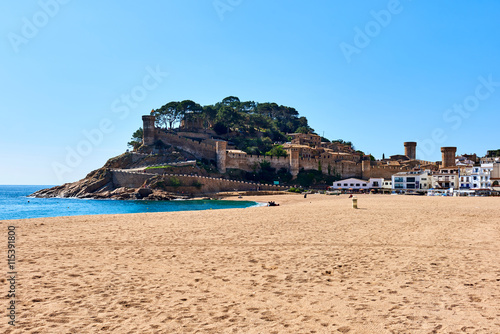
225, 153, 364, 179
152, 130, 411, 181
112, 169, 287, 195
225, 153, 290, 172
112, 170, 154, 188
156, 131, 217, 161
143, 116, 418, 182
158, 174, 286, 194
367, 165, 405, 179
297, 158, 362, 178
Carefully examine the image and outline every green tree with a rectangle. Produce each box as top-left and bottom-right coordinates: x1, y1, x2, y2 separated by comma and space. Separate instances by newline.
216, 105, 244, 131
222, 96, 240, 106
127, 127, 143, 150
202, 105, 218, 129
153, 101, 179, 129
257, 160, 276, 183
296, 126, 311, 134
277, 168, 293, 183
265, 145, 288, 157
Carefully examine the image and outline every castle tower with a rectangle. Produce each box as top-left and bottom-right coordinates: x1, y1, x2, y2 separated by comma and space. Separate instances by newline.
142, 115, 156, 146
404, 142, 417, 160
440, 147, 457, 168
216, 141, 228, 173
362, 160, 371, 179
290, 148, 300, 178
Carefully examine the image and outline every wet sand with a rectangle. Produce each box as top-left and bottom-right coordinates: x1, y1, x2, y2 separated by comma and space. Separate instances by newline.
3, 194, 500, 333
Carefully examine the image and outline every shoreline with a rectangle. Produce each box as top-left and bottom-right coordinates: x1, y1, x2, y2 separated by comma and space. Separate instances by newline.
5, 192, 498, 222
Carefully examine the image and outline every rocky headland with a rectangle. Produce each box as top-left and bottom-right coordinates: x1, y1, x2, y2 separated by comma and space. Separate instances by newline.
31, 149, 199, 201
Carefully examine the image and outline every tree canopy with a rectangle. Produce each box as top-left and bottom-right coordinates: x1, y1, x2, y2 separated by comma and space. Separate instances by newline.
152, 97, 314, 135
127, 127, 143, 150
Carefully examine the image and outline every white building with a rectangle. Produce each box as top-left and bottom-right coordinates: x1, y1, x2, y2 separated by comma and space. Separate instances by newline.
460, 163, 493, 190
331, 177, 384, 191
392, 170, 432, 192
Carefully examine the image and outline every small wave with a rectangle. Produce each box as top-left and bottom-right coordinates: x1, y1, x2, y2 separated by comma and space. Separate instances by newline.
249, 202, 268, 208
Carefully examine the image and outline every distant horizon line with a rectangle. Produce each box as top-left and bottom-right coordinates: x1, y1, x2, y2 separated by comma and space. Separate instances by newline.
0, 184, 56, 187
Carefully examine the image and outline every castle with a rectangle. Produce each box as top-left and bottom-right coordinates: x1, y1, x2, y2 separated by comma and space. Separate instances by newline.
142, 115, 438, 181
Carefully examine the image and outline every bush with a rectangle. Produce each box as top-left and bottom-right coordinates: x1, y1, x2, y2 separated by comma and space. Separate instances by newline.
288, 187, 304, 193
265, 145, 288, 157
145, 165, 172, 170
169, 176, 182, 187
191, 180, 203, 189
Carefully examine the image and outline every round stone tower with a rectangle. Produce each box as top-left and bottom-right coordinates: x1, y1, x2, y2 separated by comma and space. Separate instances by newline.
404, 142, 417, 160
362, 159, 371, 179
290, 148, 300, 178
440, 147, 457, 168
142, 115, 156, 146
216, 141, 228, 173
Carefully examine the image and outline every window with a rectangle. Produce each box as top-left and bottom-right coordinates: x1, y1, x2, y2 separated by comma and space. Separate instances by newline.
350, 184, 354, 186
407, 177, 416, 182
356, 184, 360, 186
421, 178, 427, 181
344, 184, 348, 186
372, 182, 379, 186
394, 183, 404, 189
407, 184, 415, 189
394, 177, 404, 182
337, 183, 342, 186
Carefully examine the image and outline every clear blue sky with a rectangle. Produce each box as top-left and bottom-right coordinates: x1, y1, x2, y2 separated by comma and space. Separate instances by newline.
1, 0, 499, 185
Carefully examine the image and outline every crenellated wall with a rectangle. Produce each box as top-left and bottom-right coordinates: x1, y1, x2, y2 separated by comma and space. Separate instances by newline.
158, 174, 287, 194
111, 169, 287, 195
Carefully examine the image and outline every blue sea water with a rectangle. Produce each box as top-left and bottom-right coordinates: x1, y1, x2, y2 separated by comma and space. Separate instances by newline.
0, 185, 258, 220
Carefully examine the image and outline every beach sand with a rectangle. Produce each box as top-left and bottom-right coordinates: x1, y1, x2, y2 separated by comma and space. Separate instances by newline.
3, 194, 500, 333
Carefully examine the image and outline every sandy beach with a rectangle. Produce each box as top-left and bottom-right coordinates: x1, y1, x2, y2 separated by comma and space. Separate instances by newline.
3, 194, 500, 333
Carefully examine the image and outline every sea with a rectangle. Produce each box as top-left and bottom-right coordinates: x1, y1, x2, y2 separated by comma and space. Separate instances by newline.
0, 185, 259, 221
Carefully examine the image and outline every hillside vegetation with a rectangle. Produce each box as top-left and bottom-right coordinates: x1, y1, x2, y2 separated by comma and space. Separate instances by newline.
129, 96, 355, 156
